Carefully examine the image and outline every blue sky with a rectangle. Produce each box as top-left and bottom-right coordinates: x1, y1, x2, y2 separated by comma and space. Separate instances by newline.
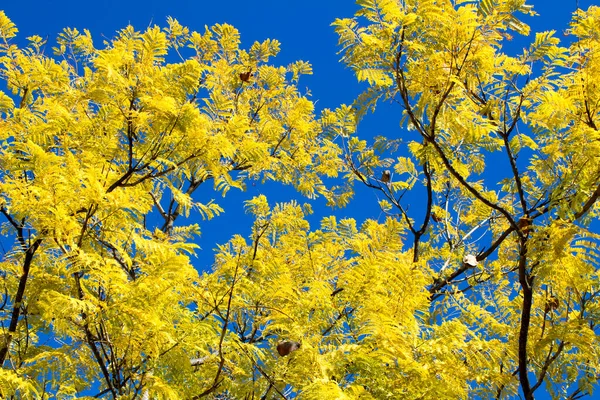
1, 2, 597, 398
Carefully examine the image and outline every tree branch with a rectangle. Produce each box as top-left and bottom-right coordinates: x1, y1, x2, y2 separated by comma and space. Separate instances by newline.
0, 237, 42, 366
501, 124, 528, 215
193, 253, 242, 398
427, 137, 520, 235
573, 181, 600, 221
530, 340, 566, 393
517, 245, 535, 400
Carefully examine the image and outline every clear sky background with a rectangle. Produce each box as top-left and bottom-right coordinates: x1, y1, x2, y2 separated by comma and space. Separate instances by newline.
0, 2, 597, 398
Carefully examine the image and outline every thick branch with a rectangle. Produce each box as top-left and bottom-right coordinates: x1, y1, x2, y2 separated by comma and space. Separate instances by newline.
412, 162, 434, 263
517, 243, 534, 400
0, 238, 42, 366
573, 181, 600, 221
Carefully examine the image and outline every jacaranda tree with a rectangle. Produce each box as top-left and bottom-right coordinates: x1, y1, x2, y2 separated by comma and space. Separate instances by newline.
0, 1, 599, 399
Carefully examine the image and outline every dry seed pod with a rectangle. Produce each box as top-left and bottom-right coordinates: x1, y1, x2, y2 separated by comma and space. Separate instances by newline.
239, 69, 252, 82
276, 341, 301, 357
517, 216, 532, 235
381, 170, 391, 183
463, 254, 478, 267
545, 296, 559, 313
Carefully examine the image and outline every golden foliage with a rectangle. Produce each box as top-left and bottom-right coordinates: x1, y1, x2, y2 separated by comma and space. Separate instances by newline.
1, 2, 600, 399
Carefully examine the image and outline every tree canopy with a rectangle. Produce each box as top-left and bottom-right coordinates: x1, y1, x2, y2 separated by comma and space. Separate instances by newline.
1, 0, 600, 399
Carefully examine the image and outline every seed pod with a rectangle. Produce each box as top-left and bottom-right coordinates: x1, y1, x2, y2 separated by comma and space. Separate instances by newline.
545, 296, 559, 313
239, 69, 252, 82
276, 340, 301, 357
381, 170, 391, 183
517, 216, 532, 235
463, 254, 478, 267
190, 356, 209, 367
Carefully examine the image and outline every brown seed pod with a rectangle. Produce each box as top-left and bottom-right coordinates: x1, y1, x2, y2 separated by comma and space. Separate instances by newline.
545, 296, 559, 313
276, 340, 301, 357
381, 170, 391, 183
239, 69, 252, 82
517, 216, 532, 235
